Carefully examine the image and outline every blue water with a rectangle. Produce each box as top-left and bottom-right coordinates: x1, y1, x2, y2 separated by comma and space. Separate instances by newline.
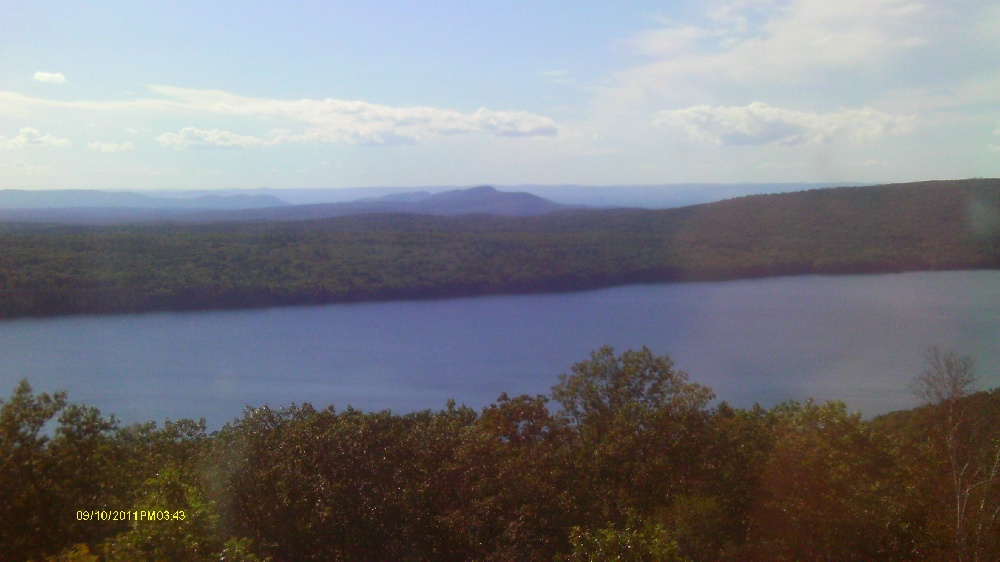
2, 271, 998, 428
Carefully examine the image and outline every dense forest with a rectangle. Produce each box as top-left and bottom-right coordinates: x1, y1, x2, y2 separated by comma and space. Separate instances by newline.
2, 345, 998, 561
1, 179, 998, 319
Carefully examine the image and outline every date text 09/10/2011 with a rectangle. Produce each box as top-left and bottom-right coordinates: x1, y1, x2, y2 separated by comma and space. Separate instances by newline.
76, 510, 186, 522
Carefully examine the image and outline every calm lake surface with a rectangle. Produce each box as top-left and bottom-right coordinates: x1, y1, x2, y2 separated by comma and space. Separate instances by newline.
2, 270, 998, 428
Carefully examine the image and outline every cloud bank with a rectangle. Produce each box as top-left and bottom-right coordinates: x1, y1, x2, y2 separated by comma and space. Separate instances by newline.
149, 86, 557, 149
1, 86, 559, 151
602, 0, 1000, 116
157, 127, 266, 150
655, 102, 916, 146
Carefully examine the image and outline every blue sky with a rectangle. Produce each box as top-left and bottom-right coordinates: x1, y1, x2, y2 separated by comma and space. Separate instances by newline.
2, 0, 999, 190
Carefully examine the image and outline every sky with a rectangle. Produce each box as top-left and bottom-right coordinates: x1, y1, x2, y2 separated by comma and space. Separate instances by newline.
2, 0, 999, 190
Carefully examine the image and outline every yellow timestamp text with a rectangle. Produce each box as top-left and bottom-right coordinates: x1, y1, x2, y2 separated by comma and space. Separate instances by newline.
76, 510, 186, 522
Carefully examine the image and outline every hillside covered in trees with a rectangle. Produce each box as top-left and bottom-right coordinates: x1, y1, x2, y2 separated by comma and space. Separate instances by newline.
3, 345, 998, 561
0, 179, 998, 319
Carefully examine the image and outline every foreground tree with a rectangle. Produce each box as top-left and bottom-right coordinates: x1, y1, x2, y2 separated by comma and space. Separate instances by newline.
745, 400, 912, 560
910, 347, 1000, 561
0, 380, 68, 559
446, 393, 573, 560
0, 381, 130, 561
551, 345, 715, 542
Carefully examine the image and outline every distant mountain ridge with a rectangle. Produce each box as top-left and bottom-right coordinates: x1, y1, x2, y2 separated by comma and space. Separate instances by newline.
252, 185, 577, 219
0, 189, 288, 210
0, 185, 577, 223
141, 182, 859, 207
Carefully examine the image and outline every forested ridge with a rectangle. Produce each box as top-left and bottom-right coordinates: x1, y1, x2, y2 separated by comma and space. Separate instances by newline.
3, 346, 998, 561
1, 178, 998, 319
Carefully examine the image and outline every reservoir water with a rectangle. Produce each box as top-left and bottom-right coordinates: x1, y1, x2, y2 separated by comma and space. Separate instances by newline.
2, 270, 998, 428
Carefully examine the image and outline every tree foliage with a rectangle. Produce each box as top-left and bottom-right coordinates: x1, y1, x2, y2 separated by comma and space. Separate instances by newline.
3, 345, 1000, 561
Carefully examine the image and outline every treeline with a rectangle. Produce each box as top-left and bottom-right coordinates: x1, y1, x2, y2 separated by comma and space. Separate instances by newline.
3, 346, 999, 561
0, 179, 998, 319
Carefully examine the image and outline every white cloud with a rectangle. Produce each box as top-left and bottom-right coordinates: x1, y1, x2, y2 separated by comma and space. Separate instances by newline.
33, 71, 67, 84
0, 127, 71, 149
655, 102, 916, 146
87, 141, 135, 152
469, 108, 559, 137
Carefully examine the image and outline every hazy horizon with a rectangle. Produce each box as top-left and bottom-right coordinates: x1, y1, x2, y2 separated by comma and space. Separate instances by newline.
0, 181, 871, 209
